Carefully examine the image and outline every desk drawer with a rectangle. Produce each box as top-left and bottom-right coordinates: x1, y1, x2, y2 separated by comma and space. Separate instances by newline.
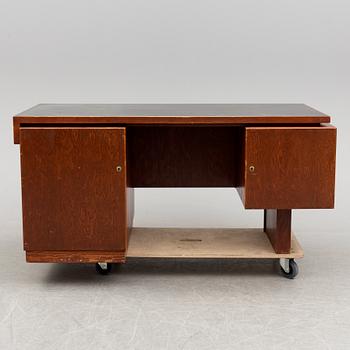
242, 126, 336, 209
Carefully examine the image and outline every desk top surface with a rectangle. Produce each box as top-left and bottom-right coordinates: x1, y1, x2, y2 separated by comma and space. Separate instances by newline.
13, 104, 331, 144
16, 103, 328, 120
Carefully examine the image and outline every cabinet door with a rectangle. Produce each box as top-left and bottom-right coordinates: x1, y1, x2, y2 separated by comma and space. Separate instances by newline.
244, 126, 336, 209
20, 127, 126, 251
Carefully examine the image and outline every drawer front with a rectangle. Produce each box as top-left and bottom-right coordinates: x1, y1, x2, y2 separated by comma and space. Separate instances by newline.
20, 127, 127, 251
244, 126, 336, 209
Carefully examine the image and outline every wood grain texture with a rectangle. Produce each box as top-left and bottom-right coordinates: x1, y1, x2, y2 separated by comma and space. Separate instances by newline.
243, 126, 337, 209
126, 227, 303, 258
264, 209, 292, 254
26, 251, 126, 263
127, 126, 242, 187
20, 127, 127, 251
13, 103, 331, 144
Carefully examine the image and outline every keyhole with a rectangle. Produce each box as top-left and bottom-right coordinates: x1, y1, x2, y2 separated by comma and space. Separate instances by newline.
116, 165, 122, 172
249, 165, 255, 173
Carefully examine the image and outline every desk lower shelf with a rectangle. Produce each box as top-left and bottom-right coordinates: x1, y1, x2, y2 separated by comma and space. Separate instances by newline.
127, 228, 303, 259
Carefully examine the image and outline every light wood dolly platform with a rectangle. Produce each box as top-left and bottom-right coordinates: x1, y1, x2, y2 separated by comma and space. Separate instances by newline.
125, 228, 304, 278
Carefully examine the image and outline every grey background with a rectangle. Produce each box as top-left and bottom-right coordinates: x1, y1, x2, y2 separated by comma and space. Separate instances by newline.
0, 1, 349, 349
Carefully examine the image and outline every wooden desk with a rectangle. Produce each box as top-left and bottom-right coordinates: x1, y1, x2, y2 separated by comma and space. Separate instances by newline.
13, 104, 336, 278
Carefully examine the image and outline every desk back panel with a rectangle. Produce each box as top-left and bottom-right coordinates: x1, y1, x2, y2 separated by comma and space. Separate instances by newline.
127, 126, 244, 187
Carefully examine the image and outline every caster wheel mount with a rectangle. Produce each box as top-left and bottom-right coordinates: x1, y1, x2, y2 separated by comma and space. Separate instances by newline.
279, 258, 299, 279
96, 262, 112, 275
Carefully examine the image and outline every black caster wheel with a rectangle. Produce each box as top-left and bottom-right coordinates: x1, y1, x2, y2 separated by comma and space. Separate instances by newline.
95, 262, 112, 275
280, 259, 299, 279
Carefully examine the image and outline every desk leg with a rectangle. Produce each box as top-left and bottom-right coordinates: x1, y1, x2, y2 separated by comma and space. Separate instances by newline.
264, 209, 291, 253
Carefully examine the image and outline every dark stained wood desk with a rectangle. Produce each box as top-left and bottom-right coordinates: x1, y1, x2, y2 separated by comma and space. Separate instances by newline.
13, 104, 336, 278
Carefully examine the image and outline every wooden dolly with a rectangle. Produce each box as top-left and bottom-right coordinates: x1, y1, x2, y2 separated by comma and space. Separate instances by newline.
95, 228, 303, 279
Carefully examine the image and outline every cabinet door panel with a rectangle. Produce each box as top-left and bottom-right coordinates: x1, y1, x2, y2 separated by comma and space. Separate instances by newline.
20, 127, 126, 251
244, 127, 336, 209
